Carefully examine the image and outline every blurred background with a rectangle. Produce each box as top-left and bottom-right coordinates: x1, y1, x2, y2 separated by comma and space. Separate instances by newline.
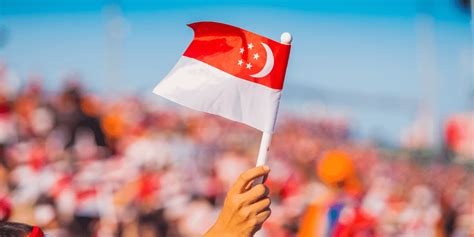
0, 0, 472, 236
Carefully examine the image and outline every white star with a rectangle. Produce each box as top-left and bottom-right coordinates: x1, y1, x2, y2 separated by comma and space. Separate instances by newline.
239, 48, 244, 54
253, 53, 259, 60
238, 59, 243, 66
247, 43, 254, 50
246, 63, 252, 69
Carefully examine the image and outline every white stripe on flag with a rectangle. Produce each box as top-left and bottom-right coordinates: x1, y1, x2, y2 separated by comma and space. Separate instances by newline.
153, 56, 281, 132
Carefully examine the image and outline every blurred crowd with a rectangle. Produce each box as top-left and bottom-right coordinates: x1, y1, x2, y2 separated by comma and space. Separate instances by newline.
0, 64, 473, 237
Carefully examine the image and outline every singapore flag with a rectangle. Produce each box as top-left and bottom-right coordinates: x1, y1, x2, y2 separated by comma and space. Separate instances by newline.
153, 22, 291, 132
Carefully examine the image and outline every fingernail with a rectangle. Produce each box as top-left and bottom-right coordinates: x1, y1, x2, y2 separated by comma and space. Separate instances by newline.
263, 165, 270, 171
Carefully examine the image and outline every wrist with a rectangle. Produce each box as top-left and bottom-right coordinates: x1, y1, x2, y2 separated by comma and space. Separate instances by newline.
204, 224, 234, 237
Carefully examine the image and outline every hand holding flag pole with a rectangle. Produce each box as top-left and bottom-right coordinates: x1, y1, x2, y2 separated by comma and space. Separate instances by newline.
153, 21, 292, 236
254, 32, 292, 184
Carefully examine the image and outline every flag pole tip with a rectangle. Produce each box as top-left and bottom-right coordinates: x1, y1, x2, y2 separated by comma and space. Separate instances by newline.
280, 32, 292, 44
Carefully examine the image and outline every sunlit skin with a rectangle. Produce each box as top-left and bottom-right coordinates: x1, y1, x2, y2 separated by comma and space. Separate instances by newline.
204, 166, 272, 237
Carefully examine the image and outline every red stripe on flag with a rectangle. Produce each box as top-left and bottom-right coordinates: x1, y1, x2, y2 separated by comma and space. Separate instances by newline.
183, 22, 291, 90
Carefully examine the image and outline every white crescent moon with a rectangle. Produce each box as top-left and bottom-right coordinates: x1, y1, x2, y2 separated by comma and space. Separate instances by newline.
250, 42, 274, 78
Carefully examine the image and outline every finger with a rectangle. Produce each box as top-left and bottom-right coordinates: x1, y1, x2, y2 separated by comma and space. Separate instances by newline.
230, 166, 270, 194
251, 172, 269, 187
248, 197, 271, 214
255, 208, 271, 225
239, 184, 269, 205
244, 180, 253, 192
246, 172, 267, 190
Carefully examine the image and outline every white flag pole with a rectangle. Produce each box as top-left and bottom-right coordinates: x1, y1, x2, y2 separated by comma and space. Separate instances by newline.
255, 32, 292, 183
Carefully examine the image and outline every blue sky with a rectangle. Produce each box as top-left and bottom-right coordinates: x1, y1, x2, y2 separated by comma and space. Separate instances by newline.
0, 0, 471, 144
